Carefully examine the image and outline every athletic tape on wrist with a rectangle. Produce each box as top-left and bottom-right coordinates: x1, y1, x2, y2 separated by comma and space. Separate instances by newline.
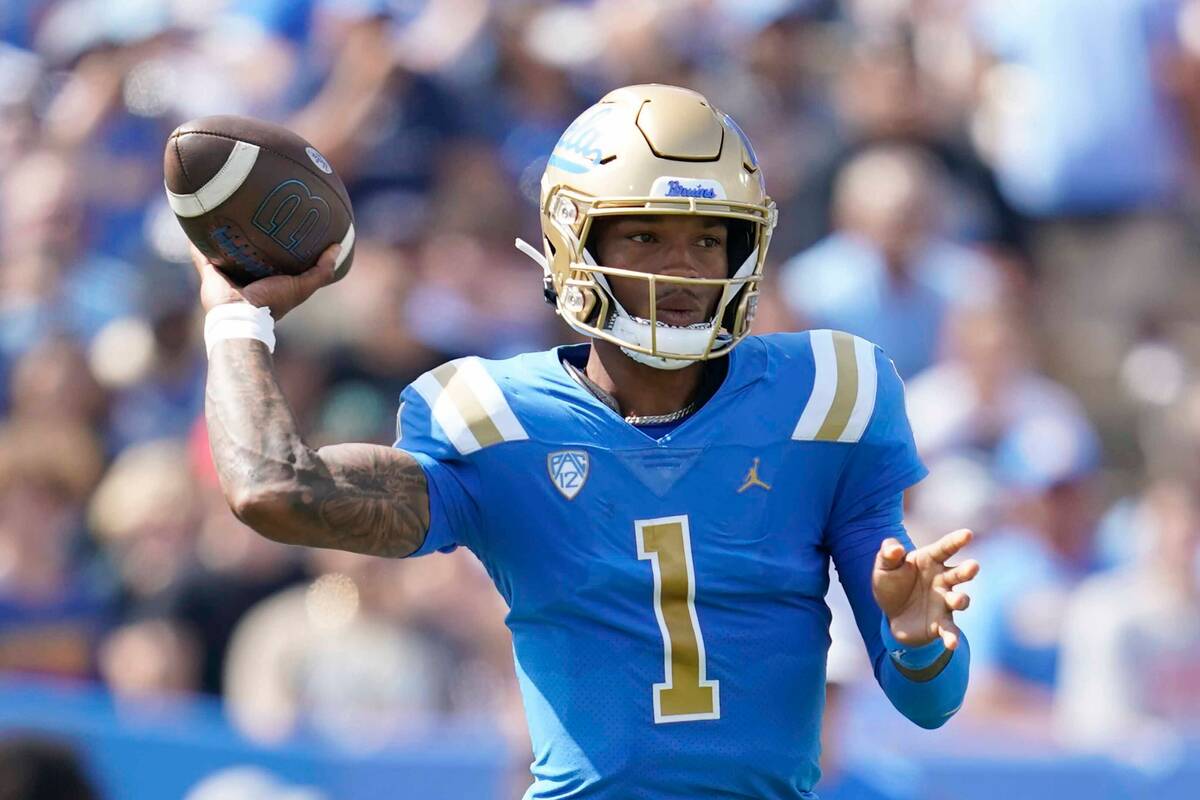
204, 302, 276, 358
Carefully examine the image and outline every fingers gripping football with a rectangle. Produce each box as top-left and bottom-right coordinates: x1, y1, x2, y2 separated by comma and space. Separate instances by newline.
192, 242, 340, 319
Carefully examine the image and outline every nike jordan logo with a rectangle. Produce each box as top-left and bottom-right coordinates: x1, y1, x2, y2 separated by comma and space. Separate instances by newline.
737, 457, 772, 493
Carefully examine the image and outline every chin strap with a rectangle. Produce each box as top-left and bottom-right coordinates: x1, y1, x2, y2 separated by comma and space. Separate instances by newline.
515, 237, 557, 306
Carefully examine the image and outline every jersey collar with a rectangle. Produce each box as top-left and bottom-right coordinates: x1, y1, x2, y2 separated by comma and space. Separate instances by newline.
545, 337, 768, 443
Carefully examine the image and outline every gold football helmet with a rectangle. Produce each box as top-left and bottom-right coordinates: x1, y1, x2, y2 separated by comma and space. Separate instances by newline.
516, 84, 777, 369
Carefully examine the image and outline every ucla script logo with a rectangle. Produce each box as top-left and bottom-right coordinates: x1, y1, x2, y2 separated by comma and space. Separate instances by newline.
549, 107, 614, 174
548, 450, 590, 500
665, 180, 716, 199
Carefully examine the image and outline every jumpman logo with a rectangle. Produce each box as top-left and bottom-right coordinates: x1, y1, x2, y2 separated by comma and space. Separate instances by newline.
737, 457, 772, 493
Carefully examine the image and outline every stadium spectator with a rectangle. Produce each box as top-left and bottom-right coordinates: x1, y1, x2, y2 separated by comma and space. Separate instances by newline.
962, 411, 1105, 725
183, 767, 324, 800
0, 421, 109, 680
904, 300, 1087, 546
970, 0, 1200, 427
222, 548, 451, 746
0, 149, 141, 399
97, 616, 201, 700
153, 460, 306, 696
1056, 480, 1200, 757
905, 301, 1085, 462
86, 439, 201, 609
6, 336, 106, 435
779, 143, 1002, 377
0, 735, 102, 800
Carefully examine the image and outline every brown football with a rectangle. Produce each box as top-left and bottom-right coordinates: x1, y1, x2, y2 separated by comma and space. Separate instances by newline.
163, 115, 355, 286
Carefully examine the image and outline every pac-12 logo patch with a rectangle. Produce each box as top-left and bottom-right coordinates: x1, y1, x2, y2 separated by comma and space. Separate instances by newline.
548, 450, 589, 500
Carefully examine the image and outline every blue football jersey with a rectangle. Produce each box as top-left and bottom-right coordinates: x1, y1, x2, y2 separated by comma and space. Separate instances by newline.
395, 331, 940, 799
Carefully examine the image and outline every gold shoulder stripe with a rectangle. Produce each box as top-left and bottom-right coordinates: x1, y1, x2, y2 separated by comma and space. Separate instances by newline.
792, 330, 878, 444
814, 332, 859, 441
410, 357, 528, 455
432, 362, 505, 450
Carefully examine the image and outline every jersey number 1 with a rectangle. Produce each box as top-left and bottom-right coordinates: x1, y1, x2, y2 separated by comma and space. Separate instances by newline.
635, 515, 720, 723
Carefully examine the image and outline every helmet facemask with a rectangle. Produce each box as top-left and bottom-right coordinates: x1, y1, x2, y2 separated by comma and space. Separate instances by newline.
520, 189, 775, 370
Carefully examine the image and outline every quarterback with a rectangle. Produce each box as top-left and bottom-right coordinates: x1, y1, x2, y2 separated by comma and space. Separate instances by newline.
196, 85, 978, 799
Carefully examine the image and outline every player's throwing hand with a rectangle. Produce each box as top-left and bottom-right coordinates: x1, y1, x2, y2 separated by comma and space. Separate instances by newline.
872, 529, 980, 650
190, 242, 340, 318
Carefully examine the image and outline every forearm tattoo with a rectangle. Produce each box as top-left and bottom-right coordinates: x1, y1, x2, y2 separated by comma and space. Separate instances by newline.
205, 340, 429, 556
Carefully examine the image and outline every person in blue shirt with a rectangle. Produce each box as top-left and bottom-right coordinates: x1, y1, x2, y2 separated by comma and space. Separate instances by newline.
193, 84, 978, 799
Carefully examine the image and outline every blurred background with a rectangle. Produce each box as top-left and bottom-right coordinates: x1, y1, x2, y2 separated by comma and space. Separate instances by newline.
2, 0, 1200, 798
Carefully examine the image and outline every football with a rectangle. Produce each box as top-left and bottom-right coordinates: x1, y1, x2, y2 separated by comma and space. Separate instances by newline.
163, 115, 355, 286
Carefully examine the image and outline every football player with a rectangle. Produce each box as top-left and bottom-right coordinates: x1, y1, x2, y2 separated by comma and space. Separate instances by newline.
196, 84, 978, 799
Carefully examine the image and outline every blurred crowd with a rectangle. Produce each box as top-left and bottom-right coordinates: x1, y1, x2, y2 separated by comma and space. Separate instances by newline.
3, 0, 1200, 796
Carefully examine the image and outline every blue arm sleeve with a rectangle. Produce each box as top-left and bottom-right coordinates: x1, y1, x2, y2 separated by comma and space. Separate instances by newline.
392, 387, 484, 558
829, 493, 970, 729
825, 345, 968, 728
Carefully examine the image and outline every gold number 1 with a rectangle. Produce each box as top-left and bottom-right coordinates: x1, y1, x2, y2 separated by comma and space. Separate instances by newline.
635, 515, 720, 723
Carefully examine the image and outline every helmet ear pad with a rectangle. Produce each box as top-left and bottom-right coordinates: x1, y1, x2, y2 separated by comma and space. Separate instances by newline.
721, 218, 758, 332
725, 219, 756, 279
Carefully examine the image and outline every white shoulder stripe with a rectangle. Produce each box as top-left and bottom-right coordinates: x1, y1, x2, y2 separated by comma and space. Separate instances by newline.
454, 357, 528, 444
838, 336, 878, 443
409, 357, 528, 456
411, 370, 482, 456
792, 329, 838, 440
165, 140, 260, 218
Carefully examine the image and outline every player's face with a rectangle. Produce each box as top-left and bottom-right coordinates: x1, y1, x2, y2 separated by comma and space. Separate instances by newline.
590, 215, 728, 328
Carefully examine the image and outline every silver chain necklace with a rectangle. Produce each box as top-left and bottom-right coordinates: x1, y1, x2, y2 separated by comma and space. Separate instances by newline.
623, 402, 697, 426
563, 359, 699, 426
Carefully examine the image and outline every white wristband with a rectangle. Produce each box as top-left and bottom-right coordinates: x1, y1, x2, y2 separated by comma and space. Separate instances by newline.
204, 302, 276, 358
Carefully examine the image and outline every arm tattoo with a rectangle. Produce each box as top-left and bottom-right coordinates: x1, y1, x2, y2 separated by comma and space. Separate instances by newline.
205, 340, 430, 557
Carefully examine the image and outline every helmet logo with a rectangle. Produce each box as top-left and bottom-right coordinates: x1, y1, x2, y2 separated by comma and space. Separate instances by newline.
666, 180, 715, 198
649, 176, 726, 199
548, 450, 589, 500
549, 107, 614, 174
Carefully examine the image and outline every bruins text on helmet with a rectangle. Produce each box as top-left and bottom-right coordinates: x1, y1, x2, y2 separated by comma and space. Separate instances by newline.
516, 84, 778, 370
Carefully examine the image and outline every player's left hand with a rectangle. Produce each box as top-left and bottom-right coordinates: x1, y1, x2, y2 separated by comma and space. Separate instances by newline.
872, 529, 980, 650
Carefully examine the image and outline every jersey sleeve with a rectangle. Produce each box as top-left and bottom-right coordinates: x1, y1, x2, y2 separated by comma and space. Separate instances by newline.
830, 492, 970, 730
827, 341, 928, 537
393, 384, 485, 558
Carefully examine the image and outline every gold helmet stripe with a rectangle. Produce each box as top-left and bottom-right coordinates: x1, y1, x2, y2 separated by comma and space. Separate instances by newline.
411, 358, 528, 455
792, 331, 879, 444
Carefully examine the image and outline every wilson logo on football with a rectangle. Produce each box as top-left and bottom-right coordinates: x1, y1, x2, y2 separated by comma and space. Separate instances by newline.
548, 450, 589, 500
252, 179, 331, 259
